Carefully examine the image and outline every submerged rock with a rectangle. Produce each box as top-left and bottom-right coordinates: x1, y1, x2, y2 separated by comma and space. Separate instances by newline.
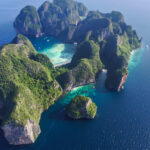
66, 95, 97, 119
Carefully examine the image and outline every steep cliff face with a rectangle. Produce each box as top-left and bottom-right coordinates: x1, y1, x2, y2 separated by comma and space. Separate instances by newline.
0, 34, 62, 145
75, 2, 88, 17
105, 68, 128, 91
66, 95, 97, 119
57, 40, 103, 92
14, 0, 88, 40
13, 1, 141, 97
72, 15, 112, 43
53, 0, 80, 25
38, 1, 69, 36
100, 22, 141, 91
14, 6, 42, 37
2, 120, 40, 145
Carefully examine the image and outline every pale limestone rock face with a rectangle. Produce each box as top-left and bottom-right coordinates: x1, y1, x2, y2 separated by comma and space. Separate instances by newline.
1, 120, 40, 145
117, 73, 128, 92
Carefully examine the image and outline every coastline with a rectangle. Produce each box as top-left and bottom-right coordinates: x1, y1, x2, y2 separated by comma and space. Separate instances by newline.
54, 59, 72, 67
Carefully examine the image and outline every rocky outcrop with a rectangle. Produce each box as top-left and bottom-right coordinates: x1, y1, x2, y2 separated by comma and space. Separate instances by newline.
58, 70, 96, 92
105, 68, 128, 91
0, 34, 63, 145
66, 95, 97, 119
57, 40, 103, 92
72, 17, 112, 43
14, 6, 42, 37
75, 2, 88, 17
1, 120, 40, 145
14, 0, 88, 40
38, 1, 68, 36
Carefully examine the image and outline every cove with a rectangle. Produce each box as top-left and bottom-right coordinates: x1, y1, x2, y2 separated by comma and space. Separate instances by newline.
29, 36, 76, 66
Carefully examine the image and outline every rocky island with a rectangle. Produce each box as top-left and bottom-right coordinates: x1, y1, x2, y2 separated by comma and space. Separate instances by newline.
0, 0, 141, 146
66, 95, 97, 119
0, 34, 62, 145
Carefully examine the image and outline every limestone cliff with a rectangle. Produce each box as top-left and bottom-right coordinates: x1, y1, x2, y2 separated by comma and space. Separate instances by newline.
2, 120, 40, 145
14, 6, 42, 37
66, 95, 97, 119
0, 34, 62, 145
57, 40, 103, 92
14, 0, 88, 40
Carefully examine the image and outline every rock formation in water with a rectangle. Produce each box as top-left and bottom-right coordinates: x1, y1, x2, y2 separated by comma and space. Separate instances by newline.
0, 0, 142, 145
0, 34, 62, 145
56, 10, 141, 92
14, 6, 43, 37
14, 1, 141, 92
57, 40, 103, 92
14, 0, 88, 40
66, 95, 97, 119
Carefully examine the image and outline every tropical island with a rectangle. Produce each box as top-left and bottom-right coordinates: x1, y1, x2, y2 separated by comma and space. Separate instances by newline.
0, 0, 141, 145
66, 95, 97, 119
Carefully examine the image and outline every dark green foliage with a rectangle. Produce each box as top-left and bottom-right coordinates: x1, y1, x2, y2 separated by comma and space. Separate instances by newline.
66, 95, 97, 119
14, 0, 88, 39
105, 67, 128, 91
13, 1, 141, 93
100, 35, 119, 71
53, 66, 69, 79
104, 11, 124, 23
57, 40, 103, 91
75, 2, 88, 16
14, 6, 42, 36
73, 18, 111, 43
71, 40, 99, 65
0, 35, 62, 126
86, 11, 103, 20
38, 1, 66, 36
112, 22, 122, 35
31, 53, 54, 69
99, 19, 141, 91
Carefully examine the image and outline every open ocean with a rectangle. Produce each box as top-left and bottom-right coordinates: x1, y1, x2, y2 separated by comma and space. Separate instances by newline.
0, 0, 150, 149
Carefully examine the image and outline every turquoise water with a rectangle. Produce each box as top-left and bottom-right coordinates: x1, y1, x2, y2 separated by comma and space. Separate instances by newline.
1, 45, 150, 150
0, 0, 150, 149
29, 36, 76, 66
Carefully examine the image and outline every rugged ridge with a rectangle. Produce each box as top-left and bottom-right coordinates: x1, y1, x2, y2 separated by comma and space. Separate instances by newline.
1, 0, 142, 145
66, 95, 97, 119
56, 10, 141, 92
57, 40, 103, 92
14, 1, 141, 93
14, 6, 42, 37
14, 0, 88, 40
0, 34, 62, 145
2, 120, 40, 145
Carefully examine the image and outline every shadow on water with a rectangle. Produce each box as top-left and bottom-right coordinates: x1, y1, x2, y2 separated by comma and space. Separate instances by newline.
95, 71, 108, 93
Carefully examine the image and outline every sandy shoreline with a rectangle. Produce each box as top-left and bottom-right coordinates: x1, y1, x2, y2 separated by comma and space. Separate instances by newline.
54, 59, 72, 67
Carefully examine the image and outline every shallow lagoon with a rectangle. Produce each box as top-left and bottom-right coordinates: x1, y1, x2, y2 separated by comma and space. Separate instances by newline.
29, 36, 76, 66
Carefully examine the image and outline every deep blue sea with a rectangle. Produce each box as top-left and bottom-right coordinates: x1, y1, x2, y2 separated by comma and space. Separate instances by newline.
0, 0, 150, 150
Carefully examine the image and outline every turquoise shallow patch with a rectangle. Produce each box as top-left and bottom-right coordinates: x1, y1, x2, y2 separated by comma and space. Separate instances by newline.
29, 36, 76, 66
128, 45, 144, 71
